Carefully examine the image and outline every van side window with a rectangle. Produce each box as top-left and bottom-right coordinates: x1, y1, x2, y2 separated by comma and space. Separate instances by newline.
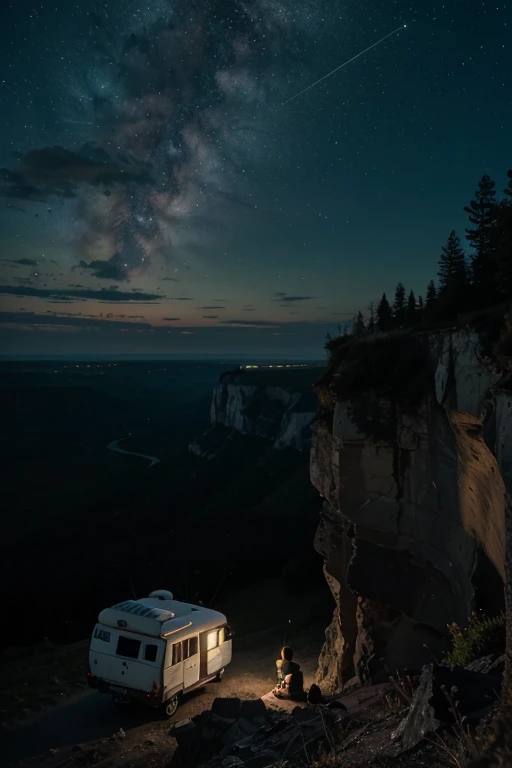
189, 636, 198, 656
116, 635, 141, 659
172, 642, 183, 665
145, 644, 158, 662
183, 636, 198, 659
207, 630, 219, 650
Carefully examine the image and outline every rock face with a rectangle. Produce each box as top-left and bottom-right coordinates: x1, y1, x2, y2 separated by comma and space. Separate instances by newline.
190, 367, 323, 456
312, 330, 510, 691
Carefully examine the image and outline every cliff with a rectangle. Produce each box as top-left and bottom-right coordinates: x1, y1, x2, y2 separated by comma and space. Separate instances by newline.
312, 329, 511, 692
189, 366, 323, 457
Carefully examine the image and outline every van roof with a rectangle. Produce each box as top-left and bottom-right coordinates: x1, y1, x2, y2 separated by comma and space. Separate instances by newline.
98, 596, 227, 639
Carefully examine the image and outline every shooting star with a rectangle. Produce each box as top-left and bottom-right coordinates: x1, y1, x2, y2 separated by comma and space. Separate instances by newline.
283, 24, 407, 105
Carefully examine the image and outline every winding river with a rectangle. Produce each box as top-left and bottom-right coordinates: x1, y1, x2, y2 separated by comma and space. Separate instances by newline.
106, 436, 160, 467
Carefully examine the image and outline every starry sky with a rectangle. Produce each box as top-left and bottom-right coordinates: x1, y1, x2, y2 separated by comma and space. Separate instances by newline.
0, 0, 510, 359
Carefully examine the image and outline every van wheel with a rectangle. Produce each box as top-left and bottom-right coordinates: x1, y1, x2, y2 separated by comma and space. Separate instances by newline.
164, 695, 179, 717
215, 667, 225, 682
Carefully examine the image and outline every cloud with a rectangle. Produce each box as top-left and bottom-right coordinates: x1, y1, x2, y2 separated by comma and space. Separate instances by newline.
0, 284, 163, 303
0, 310, 153, 332
199, 305, 225, 309
169, 297, 194, 301
0, 143, 153, 201
75, 253, 131, 281
161, 277, 178, 281
219, 319, 281, 328
162, 317, 181, 321
274, 292, 286, 297
272, 294, 318, 302
1, 257, 39, 267
202, 315, 218, 319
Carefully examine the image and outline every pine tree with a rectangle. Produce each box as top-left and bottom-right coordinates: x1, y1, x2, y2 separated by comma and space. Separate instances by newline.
377, 293, 393, 332
426, 280, 437, 308
406, 290, 417, 325
505, 169, 512, 198
436, 231, 469, 315
464, 174, 498, 301
354, 311, 365, 337
417, 295, 424, 311
493, 200, 512, 300
393, 282, 406, 327
367, 303, 375, 335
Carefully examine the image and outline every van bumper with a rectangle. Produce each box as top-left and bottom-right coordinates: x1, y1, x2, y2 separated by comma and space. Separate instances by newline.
86, 673, 162, 706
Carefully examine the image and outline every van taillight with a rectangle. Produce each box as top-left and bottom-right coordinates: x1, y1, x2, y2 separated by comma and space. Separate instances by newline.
152, 681, 159, 694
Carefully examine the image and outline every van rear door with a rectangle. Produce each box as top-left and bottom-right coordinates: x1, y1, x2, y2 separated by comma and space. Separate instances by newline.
89, 624, 164, 693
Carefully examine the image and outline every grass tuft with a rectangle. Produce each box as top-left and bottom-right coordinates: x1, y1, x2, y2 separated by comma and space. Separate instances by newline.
442, 612, 505, 667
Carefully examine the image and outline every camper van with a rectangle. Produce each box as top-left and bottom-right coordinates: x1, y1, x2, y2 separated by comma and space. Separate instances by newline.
87, 590, 233, 716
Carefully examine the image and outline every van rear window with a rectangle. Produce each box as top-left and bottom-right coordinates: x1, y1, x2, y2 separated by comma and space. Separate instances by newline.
145, 644, 158, 662
116, 635, 141, 659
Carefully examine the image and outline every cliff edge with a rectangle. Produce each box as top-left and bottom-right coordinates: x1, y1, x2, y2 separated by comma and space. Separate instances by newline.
312, 328, 510, 691
189, 365, 323, 457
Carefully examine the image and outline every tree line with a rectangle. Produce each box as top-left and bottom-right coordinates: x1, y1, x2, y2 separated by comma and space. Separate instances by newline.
347, 169, 512, 338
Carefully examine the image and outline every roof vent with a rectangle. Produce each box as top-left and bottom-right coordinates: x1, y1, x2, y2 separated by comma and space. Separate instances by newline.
149, 589, 174, 601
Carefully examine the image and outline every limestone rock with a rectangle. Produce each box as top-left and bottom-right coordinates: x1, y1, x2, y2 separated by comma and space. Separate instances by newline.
312, 330, 509, 691
395, 662, 503, 750
190, 367, 322, 456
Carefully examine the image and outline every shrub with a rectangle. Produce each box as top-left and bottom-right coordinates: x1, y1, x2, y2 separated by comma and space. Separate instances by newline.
442, 611, 505, 666
328, 330, 434, 409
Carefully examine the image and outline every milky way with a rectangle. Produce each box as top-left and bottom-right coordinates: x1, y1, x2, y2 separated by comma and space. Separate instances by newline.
4, 0, 331, 281
0, 0, 510, 357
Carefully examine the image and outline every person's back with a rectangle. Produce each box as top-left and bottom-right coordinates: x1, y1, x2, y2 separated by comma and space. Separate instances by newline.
286, 668, 304, 697
274, 646, 304, 699
280, 659, 299, 678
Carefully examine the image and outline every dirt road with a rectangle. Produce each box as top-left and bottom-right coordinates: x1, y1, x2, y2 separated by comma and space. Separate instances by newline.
2, 628, 323, 767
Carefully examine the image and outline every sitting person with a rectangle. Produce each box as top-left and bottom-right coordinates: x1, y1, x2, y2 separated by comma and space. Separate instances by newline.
273, 646, 304, 699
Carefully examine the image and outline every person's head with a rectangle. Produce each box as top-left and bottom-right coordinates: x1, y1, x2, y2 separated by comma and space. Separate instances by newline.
281, 646, 293, 661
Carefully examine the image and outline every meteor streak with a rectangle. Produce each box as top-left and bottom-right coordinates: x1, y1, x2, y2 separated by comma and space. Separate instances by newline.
283, 24, 407, 105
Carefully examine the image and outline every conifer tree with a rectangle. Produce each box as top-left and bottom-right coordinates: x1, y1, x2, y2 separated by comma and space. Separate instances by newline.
406, 290, 417, 325
417, 295, 424, 312
437, 231, 469, 315
377, 293, 393, 332
393, 282, 406, 327
354, 311, 365, 337
505, 169, 512, 198
367, 303, 375, 335
426, 280, 437, 309
493, 200, 512, 300
464, 174, 498, 301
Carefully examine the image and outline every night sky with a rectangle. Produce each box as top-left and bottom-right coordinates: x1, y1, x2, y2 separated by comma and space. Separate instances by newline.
0, 0, 510, 359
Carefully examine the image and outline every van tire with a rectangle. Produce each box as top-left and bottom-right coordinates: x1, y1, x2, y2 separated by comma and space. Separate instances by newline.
215, 667, 225, 682
164, 695, 179, 717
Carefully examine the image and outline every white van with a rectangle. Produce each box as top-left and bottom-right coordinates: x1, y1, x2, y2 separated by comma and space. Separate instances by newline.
87, 590, 233, 716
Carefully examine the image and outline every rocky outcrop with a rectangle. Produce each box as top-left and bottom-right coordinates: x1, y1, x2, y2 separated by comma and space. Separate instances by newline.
190, 367, 322, 456
312, 330, 510, 691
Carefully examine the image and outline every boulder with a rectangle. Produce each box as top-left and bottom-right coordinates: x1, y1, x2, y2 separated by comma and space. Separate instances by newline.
395, 662, 503, 750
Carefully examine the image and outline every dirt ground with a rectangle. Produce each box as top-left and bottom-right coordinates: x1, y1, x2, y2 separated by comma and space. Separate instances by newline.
3, 622, 455, 768
3, 624, 325, 768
